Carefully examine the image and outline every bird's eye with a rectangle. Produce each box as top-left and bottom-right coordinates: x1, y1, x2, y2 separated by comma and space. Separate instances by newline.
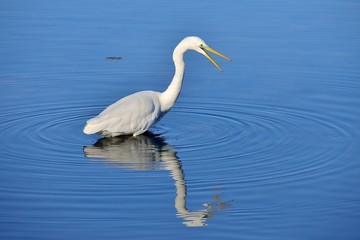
200, 44, 203, 47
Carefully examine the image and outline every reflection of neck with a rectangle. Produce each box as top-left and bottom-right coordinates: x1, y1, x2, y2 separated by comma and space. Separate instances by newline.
165, 157, 187, 212
164, 154, 208, 227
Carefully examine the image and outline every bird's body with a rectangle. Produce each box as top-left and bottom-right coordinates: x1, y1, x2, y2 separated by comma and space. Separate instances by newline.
83, 36, 231, 137
84, 91, 162, 137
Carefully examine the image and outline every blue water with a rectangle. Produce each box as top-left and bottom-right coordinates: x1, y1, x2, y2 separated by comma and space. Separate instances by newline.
1, 0, 360, 239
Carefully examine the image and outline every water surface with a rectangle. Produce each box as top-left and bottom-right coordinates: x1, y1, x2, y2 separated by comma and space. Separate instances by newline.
1, 0, 360, 239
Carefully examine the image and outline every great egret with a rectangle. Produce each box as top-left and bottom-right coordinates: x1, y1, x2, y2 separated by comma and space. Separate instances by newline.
83, 36, 231, 137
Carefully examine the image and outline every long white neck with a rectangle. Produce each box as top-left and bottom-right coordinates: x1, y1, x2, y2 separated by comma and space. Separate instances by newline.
160, 43, 186, 112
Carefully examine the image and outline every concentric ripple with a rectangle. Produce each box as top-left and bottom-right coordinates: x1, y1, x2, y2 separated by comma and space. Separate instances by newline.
0, 95, 358, 236
153, 98, 355, 185
0, 101, 95, 167
0, 97, 355, 186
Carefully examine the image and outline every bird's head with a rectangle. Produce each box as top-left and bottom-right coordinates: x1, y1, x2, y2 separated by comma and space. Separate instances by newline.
181, 36, 232, 72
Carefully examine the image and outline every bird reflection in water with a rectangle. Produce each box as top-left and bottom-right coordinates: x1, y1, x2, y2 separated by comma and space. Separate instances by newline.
83, 133, 232, 227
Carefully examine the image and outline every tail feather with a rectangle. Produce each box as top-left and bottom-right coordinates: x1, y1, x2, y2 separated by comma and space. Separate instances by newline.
83, 117, 107, 135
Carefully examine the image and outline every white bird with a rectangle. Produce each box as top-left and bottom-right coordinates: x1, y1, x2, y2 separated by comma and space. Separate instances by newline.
83, 36, 231, 137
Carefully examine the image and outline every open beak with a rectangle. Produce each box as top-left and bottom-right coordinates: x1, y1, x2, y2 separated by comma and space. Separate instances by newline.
200, 45, 232, 72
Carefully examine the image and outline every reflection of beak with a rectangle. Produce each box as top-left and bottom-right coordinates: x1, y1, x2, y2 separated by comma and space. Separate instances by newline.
200, 45, 232, 72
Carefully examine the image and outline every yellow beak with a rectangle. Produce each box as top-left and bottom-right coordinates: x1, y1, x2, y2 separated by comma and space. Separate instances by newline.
200, 45, 232, 72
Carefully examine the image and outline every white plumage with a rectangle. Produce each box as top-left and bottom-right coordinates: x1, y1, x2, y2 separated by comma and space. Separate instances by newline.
83, 36, 231, 137
84, 91, 162, 137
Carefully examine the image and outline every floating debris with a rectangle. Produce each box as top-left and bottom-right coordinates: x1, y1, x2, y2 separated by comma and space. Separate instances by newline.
106, 56, 122, 60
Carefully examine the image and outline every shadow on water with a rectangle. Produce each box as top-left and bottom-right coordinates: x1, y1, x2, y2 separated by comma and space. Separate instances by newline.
83, 132, 231, 227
